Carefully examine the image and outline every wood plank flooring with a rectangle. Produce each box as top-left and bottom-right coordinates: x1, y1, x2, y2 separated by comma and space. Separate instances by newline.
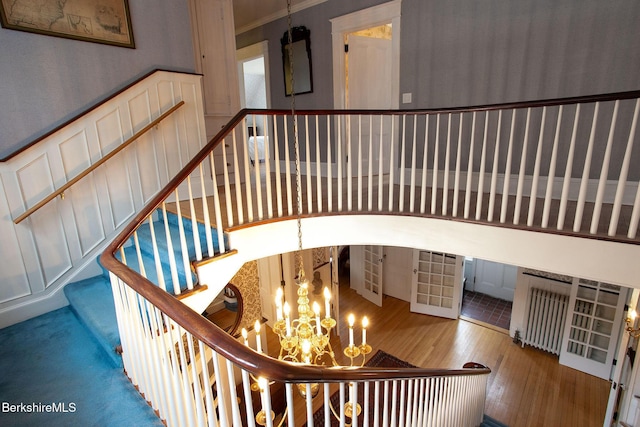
258, 283, 610, 427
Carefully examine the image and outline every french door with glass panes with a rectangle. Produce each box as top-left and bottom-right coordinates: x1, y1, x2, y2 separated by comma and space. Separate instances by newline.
350, 245, 383, 307
410, 250, 463, 319
559, 278, 626, 380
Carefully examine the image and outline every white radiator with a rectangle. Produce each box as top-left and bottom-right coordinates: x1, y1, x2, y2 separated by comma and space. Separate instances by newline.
522, 288, 569, 355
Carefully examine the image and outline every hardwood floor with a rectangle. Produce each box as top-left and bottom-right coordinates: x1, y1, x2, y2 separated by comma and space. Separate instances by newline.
260, 283, 610, 427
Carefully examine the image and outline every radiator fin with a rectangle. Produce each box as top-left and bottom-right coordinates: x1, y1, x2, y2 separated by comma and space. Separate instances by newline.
522, 288, 569, 355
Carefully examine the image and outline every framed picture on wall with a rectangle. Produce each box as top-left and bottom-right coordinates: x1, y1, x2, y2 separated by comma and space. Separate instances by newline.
0, 0, 135, 48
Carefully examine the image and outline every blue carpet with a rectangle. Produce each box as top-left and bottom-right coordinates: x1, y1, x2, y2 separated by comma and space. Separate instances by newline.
64, 276, 121, 368
0, 307, 163, 427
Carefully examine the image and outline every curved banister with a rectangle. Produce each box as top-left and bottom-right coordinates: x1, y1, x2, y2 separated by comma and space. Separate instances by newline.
101, 245, 489, 383
99, 87, 640, 425
102, 88, 640, 385
14, 100, 186, 224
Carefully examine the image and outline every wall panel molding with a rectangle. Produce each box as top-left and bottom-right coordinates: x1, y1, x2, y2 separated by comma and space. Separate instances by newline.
0, 71, 206, 328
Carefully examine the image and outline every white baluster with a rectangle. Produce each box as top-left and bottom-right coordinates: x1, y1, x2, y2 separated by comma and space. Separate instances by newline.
208, 155, 227, 254
558, 104, 580, 231
399, 115, 407, 212
431, 114, 441, 215
420, 114, 430, 215
285, 383, 295, 427
488, 110, 503, 222
347, 115, 353, 212
368, 115, 374, 212
305, 115, 313, 214
337, 115, 343, 212
358, 115, 363, 211
612, 99, 640, 236
443, 113, 452, 216
241, 369, 257, 427
253, 116, 264, 221
476, 111, 490, 220
528, 106, 547, 227
543, 106, 563, 228
514, 108, 532, 225
316, 115, 323, 213
409, 115, 418, 213
200, 161, 215, 256
574, 102, 599, 232
231, 128, 244, 225
147, 217, 167, 292
284, 115, 293, 216
378, 116, 385, 212
500, 109, 516, 224
327, 116, 333, 213
464, 112, 476, 219
225, 359, 243, 426
591, 100, 620, 234
222, 136, 234, 226
242, 118, 254, 222
323, 383, 330, 427
263, 115, 274, 220
273, 115, 284, 218
388, 117, 395, 212
161, 204, 180, 295
186, 176, 202, 262
453, 113, 463, 217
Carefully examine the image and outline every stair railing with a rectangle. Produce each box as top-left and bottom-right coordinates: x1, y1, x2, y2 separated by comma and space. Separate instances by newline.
102, 89, 640, 426
13, 100, 185, 225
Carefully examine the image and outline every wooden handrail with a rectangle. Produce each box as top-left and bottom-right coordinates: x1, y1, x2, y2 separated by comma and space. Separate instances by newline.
14, 100, 185, 225
102, 245, 490, 383
99, 107, 492, 384
100, 87, 640, 386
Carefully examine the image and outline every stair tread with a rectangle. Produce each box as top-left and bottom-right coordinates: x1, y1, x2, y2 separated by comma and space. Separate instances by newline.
482, 414, 509, 427
64, 276, 122, 368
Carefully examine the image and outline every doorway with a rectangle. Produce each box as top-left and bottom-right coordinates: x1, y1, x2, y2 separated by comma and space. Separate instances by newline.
461, 257, 515, 330
331, 1, 401, 176
237, 41, 271, 164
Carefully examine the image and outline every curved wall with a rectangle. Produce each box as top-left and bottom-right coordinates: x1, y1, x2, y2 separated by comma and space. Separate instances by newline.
197, 214, 640, 292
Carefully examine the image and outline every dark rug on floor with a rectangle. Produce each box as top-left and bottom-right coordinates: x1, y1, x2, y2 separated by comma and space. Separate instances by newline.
310, 350, 416, 426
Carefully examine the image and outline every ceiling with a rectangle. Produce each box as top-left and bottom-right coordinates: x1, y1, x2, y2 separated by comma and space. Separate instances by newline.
232, 0, 327, 34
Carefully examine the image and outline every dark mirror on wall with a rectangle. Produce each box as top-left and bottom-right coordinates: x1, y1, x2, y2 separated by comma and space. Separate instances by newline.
281, 26, 313, 96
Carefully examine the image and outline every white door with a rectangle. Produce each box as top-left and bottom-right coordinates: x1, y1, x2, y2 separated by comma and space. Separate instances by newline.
472, 259, 517, 301
410, 250, 463, 319
350, 245, 383, 306
347, 34, 393, 176
559, 278, 627, 380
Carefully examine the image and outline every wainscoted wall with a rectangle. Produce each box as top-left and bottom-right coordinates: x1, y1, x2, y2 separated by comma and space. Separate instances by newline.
0, 71, 206, 328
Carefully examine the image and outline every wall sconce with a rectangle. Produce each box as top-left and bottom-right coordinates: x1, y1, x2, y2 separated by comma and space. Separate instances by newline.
626, 309, 640, 338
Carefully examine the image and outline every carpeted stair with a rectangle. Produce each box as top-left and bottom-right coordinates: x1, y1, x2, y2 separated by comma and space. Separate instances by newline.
481, 413, 510, 427
64, 210, 224, 369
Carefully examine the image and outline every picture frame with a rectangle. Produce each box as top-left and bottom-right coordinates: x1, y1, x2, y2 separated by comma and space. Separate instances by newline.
0, 0, 135, 48
281, 26, 313, 96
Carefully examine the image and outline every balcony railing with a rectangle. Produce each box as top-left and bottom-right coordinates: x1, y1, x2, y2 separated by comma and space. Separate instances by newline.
101, 89, 640, 426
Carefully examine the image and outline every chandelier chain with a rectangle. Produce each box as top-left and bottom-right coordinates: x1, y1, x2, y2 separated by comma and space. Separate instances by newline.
286, 0, 305, 280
